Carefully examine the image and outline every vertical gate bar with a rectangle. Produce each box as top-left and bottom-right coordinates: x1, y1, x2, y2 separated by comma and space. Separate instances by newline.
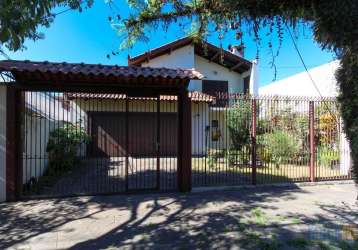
177, 89, 192, 192
156, 96, 160, 190
251, 98, 257, 185
125, 97, 129, 191
6, 88, 23, 201
309, 101, 316, 182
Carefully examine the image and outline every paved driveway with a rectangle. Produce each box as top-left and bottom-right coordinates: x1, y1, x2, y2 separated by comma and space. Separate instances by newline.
1, 183, 357, 250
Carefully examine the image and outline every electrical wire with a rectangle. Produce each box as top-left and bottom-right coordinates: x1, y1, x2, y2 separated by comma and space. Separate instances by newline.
285, 23, 325, 99
285, 23, 339, 123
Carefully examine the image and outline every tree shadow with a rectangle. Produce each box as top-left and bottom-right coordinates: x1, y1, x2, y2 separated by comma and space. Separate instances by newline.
2, 180, 357, 249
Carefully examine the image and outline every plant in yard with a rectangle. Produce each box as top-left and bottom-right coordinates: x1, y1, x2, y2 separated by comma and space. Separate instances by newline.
226, 98, 252, 165
207, 149, 225, 169
225, 147, 251, 167
317, 146, 340, 168
46, 122, 90, 175
227, 98, 251, 151
316, 102, 340, 147
258, 131, 300, 168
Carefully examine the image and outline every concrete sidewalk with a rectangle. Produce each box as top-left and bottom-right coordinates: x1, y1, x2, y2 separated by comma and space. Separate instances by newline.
0, 183, 357, 249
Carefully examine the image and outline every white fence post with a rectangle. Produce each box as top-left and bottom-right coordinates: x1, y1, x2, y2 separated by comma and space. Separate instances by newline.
340, 118, 351, 175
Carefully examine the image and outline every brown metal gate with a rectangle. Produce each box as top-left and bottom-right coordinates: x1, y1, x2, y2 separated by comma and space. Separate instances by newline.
90, 112, 177, 157
20, 92, 178, 197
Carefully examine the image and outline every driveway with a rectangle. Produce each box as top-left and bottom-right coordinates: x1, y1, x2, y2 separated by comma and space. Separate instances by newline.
1, 183, 357, 249
33, 157, 178, 196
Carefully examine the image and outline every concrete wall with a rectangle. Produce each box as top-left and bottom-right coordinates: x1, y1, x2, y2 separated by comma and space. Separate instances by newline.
141, 45, 195, 69
22, 115, 61, 184
0, 86, 6, 202
22, 93, 83, 185
194, 55, 245, 94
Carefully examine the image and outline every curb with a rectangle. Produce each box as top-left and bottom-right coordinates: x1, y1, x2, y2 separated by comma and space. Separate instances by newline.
192, 180, 355, 193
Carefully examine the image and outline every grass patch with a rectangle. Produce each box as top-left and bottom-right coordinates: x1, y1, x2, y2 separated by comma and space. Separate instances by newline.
251, 208, 268, 225
192, 157, 348, 183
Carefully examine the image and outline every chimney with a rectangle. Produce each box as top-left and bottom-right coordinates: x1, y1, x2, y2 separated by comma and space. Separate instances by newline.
228, 45, 244, 58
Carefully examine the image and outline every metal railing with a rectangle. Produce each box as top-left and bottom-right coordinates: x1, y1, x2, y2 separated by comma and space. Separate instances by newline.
20, 91, 352, 197
192, 94, 352, 187
21, 91, 179, 197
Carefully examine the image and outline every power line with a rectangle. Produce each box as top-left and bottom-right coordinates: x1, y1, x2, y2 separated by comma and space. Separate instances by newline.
285, 23, 339, 123
285, 24, 325, 99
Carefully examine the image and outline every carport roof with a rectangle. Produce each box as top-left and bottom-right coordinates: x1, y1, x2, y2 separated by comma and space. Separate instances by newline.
66, 91, 215, 102
0, 60, 203, 87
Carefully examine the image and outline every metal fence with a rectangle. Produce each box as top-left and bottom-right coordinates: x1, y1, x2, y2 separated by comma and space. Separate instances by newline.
20, 91, 352, 197
192, 94, 352, 187
21, 91, 179, 197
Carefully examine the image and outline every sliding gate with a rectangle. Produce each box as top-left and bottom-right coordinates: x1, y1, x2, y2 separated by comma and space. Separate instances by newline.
21, 91, 178, 197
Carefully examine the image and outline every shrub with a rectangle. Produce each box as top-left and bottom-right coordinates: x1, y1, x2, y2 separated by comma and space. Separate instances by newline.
226, 147, 250, 166
46, 122, 90, 175
317, 146, 340, 168
227, 99, 251, 151
207, 149, 225, 168
258, 131, 300, 167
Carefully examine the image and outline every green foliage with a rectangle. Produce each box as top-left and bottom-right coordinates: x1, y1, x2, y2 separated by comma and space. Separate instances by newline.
225, 147, 250, 166
227, 98, 251, 151
317, 146, 340, 168
337, 50, 358, 182
316, 102, 340, 147
46, 122, 90, 175
207, 149, 225, 169
258, 131, 300, 167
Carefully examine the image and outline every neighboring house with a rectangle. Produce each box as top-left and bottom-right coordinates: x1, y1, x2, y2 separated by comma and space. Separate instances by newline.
69, 37, 257, 156
259, 60, 340, 97
259, 60, 350, 175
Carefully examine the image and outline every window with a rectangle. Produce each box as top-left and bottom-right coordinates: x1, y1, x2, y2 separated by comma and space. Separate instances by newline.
202, 80, 228, 106
243, 76, 250, 94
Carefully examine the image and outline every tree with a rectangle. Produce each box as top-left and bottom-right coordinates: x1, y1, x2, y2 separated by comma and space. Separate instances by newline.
118, 0, 358, 184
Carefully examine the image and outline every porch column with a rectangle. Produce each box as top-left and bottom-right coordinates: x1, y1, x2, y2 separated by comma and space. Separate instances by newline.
177, 88, 192, 192
6, 87, 23, 201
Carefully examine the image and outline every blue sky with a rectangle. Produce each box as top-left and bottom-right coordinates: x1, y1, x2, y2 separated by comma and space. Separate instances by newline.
3, 0, 337, 86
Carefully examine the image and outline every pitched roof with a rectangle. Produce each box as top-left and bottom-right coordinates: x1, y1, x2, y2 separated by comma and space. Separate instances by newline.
128, 37, 252, 74
0, 60, 203, 85
66, 91, 215, 103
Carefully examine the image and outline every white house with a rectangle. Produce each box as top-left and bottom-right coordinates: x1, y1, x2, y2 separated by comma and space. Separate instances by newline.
128, 37, 256, 155
129, 37, 255, 95
68, 37, 257, 156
